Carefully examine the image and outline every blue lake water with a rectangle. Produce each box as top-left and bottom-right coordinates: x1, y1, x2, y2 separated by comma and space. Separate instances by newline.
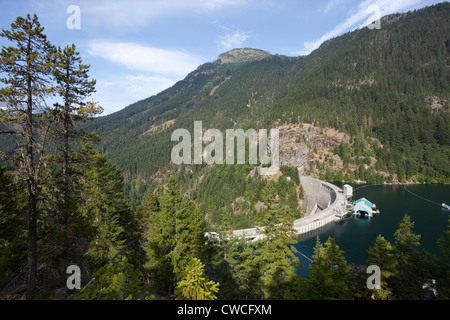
294, 183, 450, 277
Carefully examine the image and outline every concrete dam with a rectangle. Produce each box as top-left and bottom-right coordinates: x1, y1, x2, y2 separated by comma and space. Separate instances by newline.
209, 175, 347, 242
293, 176, 346, 236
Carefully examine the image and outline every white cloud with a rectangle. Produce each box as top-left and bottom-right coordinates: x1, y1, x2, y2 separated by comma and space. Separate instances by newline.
85, 41, 204, 114
83, 0, 247, 30
218, 30, 249, 51
204, 0, 247, 10
93, 74, 180, 114
87, 41, 201, 77
323, 0, 344, 13
294, 0, 425, 56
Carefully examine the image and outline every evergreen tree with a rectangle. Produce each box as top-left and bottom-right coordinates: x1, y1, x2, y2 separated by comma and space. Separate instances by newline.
392, 214, 432, 299
0, 167, 27, 289
138, 187, 158, 240
172, 200, 195, 280
175, 257, 219, 300
206, 221, 259, 300
190, 207, 207, 260
367, 235, 397, 300
43, 43, 102, 292
222, 240, 261, 299
50, 43, 101, 192
0, 14, 55, 295
144, 174, 207, 295
306, 236, 354, 299
436, 218, 450, 299
144, 174, 181, 294
71, 257, 148, 300
255, 184, 302, 299
78, 151, 140, 270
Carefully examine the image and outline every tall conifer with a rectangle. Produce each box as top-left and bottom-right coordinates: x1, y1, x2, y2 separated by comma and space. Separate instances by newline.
0, 14, 54, 295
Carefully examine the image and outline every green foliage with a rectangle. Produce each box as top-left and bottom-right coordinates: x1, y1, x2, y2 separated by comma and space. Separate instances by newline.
436, 218, 450, 299
175, 258, 219, 300
69, 3, 450, 190
0, 13, 56, 295
366, 235, 397, 300
391, 214, 434, 299
143, 174, 207, 294
218, 242, 261, 299
193, 164, 303, 230
304, 236, 355, 300
1, 6, 450, 301
71, 257, 148, 300
0, 167, 27, 289
80, 152, 129, 263
280, 166, 300, 185
255, 185, 302, 299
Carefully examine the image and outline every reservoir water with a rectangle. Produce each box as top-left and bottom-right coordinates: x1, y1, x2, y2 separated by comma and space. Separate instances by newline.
294, 183, 450, 277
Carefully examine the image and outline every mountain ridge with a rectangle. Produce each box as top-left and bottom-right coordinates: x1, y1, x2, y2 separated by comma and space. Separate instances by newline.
57, 3, 450, 188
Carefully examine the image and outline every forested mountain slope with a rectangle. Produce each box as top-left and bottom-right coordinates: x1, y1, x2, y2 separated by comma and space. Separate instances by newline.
86, 48, 298, 181
1, 3, 449, 301
85, 3, 449, 188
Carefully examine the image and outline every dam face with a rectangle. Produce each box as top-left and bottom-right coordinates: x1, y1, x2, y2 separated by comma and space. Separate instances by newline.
294, 176, 346, 235
301, 176, 338, 215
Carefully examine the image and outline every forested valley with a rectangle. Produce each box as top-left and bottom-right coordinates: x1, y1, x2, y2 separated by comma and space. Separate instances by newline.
1, 3, 450, 301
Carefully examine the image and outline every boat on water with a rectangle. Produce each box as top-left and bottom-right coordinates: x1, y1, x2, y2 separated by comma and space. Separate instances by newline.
442, 203, 450, 210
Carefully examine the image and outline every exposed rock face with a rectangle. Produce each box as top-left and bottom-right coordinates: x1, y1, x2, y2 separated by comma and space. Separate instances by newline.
278, 125, 310, 169
423, 95, 449, 113
277, 123, 349, 173
217, 48, 271, 64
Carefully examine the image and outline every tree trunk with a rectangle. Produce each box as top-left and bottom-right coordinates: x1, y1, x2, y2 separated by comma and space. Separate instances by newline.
25, 92, 38, 298
25, 37, 38, 298
61, 70, 71, 285
26, 181, 38, 297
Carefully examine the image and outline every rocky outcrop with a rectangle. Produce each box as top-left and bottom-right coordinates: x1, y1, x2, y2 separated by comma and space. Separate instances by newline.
423, 95, 449, 113
277, 123, 349, 174
217, 48, 271, 64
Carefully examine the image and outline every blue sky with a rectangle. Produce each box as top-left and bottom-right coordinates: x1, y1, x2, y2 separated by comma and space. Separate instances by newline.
0, 0, 444, 115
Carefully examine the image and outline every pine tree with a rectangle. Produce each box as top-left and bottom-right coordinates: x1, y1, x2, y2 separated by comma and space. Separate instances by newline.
436, 218, 450, 299
50, 43, 101, 191
144, 174, 207, 294
79, 152, 135, 266
71, 257, 146, 300
45, 43, 102, 290
0, 167, 27, 289
206, 215, 258, 300
255, 184, 301, 299
367, 234, 397, 300
305, 237, 331, 299
0, 14, 55, 295
190, 207, 207, 260
306, 236, 354, 299
138, 187, 158, 240
144, 174, 179, 294
392, 214, 432, 299
175, 257, 219, 300
172, 199, 193, 280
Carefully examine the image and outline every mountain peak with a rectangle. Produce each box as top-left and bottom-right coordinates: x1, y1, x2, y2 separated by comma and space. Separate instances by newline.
217, 48, 271, 64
